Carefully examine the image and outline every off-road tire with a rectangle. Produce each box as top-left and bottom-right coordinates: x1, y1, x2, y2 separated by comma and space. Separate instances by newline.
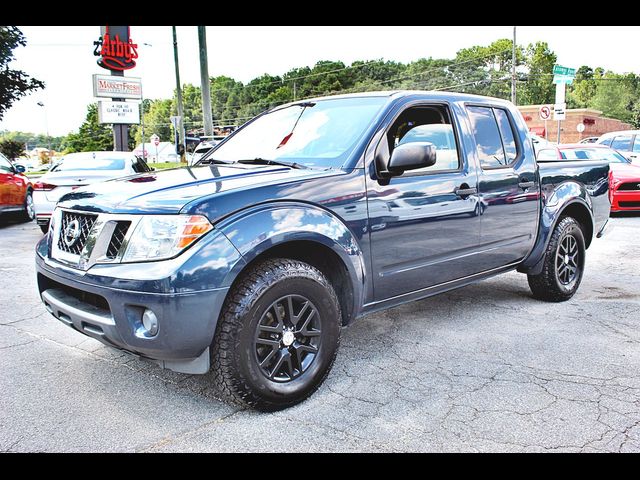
210, 258, 341, 411
528, 216, 586, 302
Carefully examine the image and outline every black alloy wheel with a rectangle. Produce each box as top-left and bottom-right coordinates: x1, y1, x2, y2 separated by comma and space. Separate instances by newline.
254, 294, 322, 382
555, 233, 580, 286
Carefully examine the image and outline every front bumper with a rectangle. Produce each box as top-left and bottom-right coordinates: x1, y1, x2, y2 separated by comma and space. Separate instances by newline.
35, 224, 245, 374
611, 190, 640, 211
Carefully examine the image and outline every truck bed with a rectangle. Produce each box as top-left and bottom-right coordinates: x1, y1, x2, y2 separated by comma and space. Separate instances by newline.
537, 159, 610, 238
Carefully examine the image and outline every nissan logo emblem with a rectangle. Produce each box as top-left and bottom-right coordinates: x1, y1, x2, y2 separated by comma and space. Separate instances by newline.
63, 220, 81, 247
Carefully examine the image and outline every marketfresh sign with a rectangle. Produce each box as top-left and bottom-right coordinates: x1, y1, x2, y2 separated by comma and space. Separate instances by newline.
93, 74, 142, 99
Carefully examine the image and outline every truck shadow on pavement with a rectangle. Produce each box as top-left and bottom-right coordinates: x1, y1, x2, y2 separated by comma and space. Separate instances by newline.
118, 277, 538, 407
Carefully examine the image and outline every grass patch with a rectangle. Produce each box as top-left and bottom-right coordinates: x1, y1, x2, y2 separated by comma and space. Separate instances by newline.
150, 162, 186, 170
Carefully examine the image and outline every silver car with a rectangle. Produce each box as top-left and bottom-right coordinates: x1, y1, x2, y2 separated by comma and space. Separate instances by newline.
596, 130, 640, 163
33, 151, 152, 233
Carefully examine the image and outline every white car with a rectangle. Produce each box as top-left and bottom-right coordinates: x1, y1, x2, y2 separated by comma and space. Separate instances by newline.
33, 151, 152, 233
596, 129, 640, 164
190, 136, 227, 165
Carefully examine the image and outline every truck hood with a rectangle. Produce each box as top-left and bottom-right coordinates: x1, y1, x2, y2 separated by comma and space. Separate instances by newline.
56, 164, 336, 217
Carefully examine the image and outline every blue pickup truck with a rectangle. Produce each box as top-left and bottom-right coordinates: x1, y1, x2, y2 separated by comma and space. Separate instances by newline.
36, 91, 610, 410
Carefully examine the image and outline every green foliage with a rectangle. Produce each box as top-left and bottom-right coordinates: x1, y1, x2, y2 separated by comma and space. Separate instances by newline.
59, 38, 640, 147
589, 72, 638, 124
139, 99, 173, 143
0, 27, 44, 120
0, 130, 65, 151
0, 139, 24, 159
59, 103, 112, 153
518, 42, 557, 105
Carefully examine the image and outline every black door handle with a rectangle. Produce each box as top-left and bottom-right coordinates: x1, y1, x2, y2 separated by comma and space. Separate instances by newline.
454, 186, 477, 198
518, 181, 535, 190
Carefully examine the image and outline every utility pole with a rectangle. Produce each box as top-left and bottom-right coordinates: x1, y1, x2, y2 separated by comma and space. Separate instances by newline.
511, 26, 517, 105
172, 26, 186, 162
198, 26, 214, 137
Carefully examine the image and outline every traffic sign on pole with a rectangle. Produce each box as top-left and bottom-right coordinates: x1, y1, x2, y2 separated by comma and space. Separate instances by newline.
553, 103, 566, 121
539, 105, 551, 120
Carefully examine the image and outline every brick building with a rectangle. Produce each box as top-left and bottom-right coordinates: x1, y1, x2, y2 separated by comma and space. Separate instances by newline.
517, 105, 632, 143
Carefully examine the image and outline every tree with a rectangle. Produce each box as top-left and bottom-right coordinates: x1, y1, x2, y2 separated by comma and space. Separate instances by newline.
59, 103, 112, 153
454, 39, 525, 99
590, 72, 637, 123
140, 99, 172, 142
519, 42, 556, 105
0, 139, 24, 159
567, 66, 598, 108
0, 27, 44, 120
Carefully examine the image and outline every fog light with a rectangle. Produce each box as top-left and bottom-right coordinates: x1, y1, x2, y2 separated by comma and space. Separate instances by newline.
142, 309, 159, 336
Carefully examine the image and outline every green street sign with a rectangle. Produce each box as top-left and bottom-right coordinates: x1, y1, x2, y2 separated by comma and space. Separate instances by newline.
553, 65, 576, 77
553, 74, 574, 85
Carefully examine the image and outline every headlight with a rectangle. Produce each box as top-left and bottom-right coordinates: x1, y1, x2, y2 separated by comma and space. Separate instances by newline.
121, 215, 213, 262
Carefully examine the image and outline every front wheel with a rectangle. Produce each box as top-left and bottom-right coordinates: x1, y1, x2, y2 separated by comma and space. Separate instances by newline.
210, 258, 341, 411
528, 216, 586, 302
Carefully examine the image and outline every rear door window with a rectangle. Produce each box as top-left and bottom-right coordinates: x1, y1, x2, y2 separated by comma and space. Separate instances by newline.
633, 136, 640, 153
611, 135, 632, 151
493, 109, 517, 163
466, 105, 519, 169
466, 106, 506, 168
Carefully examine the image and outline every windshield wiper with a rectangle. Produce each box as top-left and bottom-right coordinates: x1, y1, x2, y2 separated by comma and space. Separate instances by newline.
236, 158, 309, 169
197, 158, 235, 166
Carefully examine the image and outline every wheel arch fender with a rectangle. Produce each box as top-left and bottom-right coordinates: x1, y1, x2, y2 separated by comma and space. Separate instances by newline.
518, 182, 595, 275
216, 202, 366, 323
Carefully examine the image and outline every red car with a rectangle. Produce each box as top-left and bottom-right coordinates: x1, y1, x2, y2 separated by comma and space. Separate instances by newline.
537, 143, 640, 213
0, 152, 34, 221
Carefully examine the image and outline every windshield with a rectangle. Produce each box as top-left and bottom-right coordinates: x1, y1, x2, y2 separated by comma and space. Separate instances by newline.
201, 96, 388, 168
52, 155, 127, 172
561, 148, 630, 163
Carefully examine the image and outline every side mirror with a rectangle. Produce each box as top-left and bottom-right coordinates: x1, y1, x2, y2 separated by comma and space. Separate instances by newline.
387, 142, 437, 175
14, 165, 26, 173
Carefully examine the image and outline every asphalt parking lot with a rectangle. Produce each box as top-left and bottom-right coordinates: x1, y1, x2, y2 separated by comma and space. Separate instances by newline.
1, 215, 639, 452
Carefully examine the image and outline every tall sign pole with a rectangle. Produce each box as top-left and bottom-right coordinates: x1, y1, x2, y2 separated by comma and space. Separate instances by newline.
511, 26, 517, 104
552, 65, 575, 144
172, 27, 186, 162
94, 26, 139, 151
198, 26, 214, 137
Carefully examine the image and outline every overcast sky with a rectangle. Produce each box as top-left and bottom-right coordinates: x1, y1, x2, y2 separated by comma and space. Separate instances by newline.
1, 26, 637, 137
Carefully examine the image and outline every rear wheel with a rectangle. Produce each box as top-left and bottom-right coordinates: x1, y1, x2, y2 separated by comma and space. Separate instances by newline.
210, 258, 341, 411
21, 190, 35, 222
528, 216, 586, 302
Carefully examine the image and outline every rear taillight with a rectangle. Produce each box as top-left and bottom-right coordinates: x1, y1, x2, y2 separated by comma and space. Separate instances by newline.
33, 182, 56, 191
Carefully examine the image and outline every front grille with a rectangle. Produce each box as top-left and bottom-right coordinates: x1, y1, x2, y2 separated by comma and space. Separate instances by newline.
619, 201, 640, 208
618, 182, 640, 191
57, 211, 98, 255
106, 221, 131, 259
